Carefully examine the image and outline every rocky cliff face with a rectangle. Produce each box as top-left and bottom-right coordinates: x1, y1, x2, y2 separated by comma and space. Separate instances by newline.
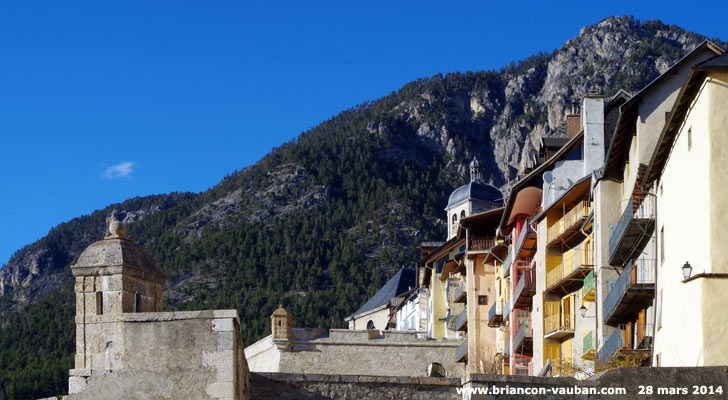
0, 194, 194, 309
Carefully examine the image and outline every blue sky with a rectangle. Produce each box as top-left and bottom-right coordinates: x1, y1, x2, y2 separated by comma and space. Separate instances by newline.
1, 1, 727, 265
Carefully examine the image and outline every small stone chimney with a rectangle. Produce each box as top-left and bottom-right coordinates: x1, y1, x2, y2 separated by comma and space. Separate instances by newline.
271, 305, 293, 349
567, 114, 581, 138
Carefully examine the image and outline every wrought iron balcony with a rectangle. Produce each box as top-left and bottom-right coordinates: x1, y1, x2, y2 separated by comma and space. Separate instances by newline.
582, 270, 595, 302
545, 244, 593, 294
543, 313, 574, 340
512, 323, 533, 356
488, 300, 503, 328
603, 257, 656, 326
453, 281, 466, 303
454, 306, 468, 331
513, 266, 536, 308
608, 195, 656, 265
514, 221, 537, 259
455, 340, 468, 362
503, 248, 513, 278
503, 299, 511, 322
470, 236, 496, 252
597, 324, 653, 365
547, 200, 591, 248
582, 330, 595, 361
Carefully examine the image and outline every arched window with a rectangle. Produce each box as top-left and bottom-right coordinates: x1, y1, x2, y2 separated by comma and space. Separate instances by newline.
460, 210, 466, 219
452, 214, 458, 225
366, 320, 375, 330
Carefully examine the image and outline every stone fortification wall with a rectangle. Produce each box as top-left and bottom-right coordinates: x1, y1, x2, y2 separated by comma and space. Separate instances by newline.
250, 373, 460, 400
249, 367, 728, 400
245, 328, 465, 378
68, 310, 250, 400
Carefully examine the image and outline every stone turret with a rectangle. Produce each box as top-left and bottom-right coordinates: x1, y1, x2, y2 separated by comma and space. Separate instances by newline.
271, 305, 293, 349
70, 220, 165, 371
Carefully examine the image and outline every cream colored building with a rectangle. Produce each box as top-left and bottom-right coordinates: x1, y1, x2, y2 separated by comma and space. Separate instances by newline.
643, 53, 728, 367
593, 41, 723, 368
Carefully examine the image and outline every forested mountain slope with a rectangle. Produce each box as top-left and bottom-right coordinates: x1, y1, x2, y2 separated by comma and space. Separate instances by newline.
1, 16, 724, 399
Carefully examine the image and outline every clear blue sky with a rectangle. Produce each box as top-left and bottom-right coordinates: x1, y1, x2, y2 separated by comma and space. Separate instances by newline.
1, 1, 727, 265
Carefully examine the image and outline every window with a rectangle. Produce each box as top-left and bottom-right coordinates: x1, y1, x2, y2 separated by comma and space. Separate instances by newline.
452, 214, 458, 224
478, 295, 488, 305
135, 293, 142, 313
660, 226, 665, 265
460, 210, 466, 219
687, 127, 692, 150
366, 320, 375, 330
96, 292, 103, 315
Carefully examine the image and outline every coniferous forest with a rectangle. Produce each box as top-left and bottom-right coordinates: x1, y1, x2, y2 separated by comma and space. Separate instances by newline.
1, 16, 726, 399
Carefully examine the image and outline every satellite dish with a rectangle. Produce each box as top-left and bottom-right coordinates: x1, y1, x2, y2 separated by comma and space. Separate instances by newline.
543, 171, 554, 184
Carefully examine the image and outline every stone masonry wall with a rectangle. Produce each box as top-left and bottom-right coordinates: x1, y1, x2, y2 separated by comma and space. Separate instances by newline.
67, 310, 250, 400
250, 373, 460, 400
249, 367, 728, 400
246, 329, 465, 378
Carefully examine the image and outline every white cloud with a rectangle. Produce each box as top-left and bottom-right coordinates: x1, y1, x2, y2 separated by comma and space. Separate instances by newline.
102, 161, 136, 179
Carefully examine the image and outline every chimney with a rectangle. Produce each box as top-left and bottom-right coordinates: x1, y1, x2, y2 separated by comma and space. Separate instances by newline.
567, 104, 581, 138
581, 93, 605, 176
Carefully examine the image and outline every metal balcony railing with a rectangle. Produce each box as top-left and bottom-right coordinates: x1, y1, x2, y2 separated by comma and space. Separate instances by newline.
455, 340, 468, 362
513, 266, 536, 308
513, 323, 533, 354
453, 281, 466, 303
547, 200, 591, 246
603, 257, 656, 324
514, 221, 536, 258
503, 249, 513, 277
488, 300, 503, 327
608, 195, 656, 264
503, 298, 511, 321
454, 306, 468, 331
470, 236, 496, 251
597, 324, 654, 365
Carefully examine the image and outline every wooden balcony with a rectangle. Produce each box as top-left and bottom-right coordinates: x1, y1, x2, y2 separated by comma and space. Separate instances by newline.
469, 236, 496, 252
597, 323, 653, 366
547, 200, 591, 249
488, 300, 503, 328
513, 265, 536, 309
545, 244, 593, 295
543, 313, 574, 341
603, 257, 655, 326
582, 330, 595, 361
608, 195, 655, 265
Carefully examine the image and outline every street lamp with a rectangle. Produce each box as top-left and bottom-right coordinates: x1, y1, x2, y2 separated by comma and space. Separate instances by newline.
579, 305, 587, 318
682, 261, 692, 280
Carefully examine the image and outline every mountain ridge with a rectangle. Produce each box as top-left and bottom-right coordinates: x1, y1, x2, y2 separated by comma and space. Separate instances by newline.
1, 15, 726, 399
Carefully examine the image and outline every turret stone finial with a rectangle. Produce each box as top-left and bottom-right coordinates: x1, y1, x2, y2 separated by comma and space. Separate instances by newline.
106, 220, 128, 240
